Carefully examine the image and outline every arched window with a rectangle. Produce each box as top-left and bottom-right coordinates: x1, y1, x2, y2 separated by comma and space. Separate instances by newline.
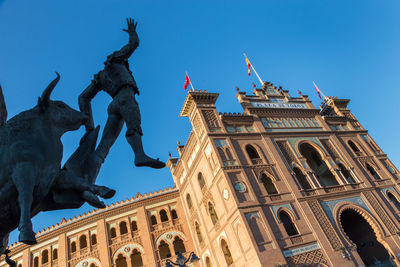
208, 202, 219, 225
119, 221, 128, 235
17, 265, 22, 267
261, 173, 278, 194
173, 236, 186, 255
160, 210, 169, 222
366, 163, 381, 180
278, 211, 298, 236
110, 227, 117, 238
300, 143, 338, 187
221, 239, 233, 265
198, 173, 206, 189
79, 235, 87, 249
150, 215, 157, 225
171, 209, 178, 219
131, 249, 143, 267
195, 222, 203, 243
293, 167, 311, 189
131, 221, 138, 231
41, 250, 49, 264
205, 256, 212, 267
338, 163, 356, 183
70, 241, 76, 253
33, 256, 39, 267
348, 140, 361, 155
186, 194, 193, 209
387, 192, 400, 211
115, 254, 127, 267
52, 248, 58, 260
89, 264, 97, 267
246, 145, 261, 164
158, 240, 172, 259
91, 234, 97, 245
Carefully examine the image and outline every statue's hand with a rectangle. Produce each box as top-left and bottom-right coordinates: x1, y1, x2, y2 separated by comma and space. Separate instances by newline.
123, 18, 139, 44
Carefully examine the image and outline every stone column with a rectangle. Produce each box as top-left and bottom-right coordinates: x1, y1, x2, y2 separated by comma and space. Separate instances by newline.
57, 233, 68, 266
136, 206, 158, 266
97, 218, 112, 267
22, 248, 31, 267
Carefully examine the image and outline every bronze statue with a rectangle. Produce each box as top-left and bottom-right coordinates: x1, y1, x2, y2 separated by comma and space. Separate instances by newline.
79, 18, 165, 180
0, 74, 115, 261
0, 18, 165, 266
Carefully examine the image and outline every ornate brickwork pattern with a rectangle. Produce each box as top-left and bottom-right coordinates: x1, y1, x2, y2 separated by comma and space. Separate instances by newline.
192, 114, 203, 137
202, 110, 220, 128
307, 200, 343, 250
276, 141, 297, 166
286, 249, 328, 266
363, 191, 398, 234
320, 139, 339, 160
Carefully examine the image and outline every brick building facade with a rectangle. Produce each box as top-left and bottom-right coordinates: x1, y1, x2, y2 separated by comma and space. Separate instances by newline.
167, 83, 400, 267
3, 82, 400, 267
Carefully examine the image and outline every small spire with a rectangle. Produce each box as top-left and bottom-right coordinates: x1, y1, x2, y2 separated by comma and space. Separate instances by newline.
168, 152, 172, 158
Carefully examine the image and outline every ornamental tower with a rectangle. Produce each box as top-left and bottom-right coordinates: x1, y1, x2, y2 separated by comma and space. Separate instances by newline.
167, 82, 400, 267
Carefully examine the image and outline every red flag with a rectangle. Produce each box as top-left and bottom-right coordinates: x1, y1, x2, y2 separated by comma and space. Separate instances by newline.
252, 83, 257, 90
184, 74, 191, 90
313, 82, 321, 99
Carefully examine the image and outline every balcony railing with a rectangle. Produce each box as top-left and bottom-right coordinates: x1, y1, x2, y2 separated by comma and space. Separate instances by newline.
251, 158, 263, 165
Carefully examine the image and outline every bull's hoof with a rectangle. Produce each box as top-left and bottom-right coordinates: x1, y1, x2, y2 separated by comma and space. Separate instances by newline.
18, 231, 37, 245
95, 186, 116, 199
82, 191, 106, 209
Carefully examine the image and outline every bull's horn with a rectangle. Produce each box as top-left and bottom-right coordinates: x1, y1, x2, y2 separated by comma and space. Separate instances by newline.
40, 72, 60, 105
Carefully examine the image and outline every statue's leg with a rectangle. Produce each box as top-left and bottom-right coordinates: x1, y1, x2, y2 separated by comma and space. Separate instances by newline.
11, 162, 37, 245
95, 100, 124, 161
0, 233, 9, 255
118, 89, 165, 169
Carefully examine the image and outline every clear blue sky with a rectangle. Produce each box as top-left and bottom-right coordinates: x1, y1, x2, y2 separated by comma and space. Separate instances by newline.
1, 0, 399, 244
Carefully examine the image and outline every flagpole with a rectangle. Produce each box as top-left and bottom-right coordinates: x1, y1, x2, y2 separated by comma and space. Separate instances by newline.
313, 81, 334, 108
313, 81, 327, 99
186, 71, 195, 90
244, 53, 263, 86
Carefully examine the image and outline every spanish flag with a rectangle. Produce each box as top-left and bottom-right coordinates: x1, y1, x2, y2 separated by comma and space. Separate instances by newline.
244, 54, 251, 76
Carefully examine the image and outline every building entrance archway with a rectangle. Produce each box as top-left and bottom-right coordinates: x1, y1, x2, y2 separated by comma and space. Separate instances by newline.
340, 209, 394, 266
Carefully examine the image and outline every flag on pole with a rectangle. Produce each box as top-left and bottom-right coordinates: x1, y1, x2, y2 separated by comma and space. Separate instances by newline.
313, 81, 322, 99
244, 54, 251, 76
252, 83, 257, 90
184, 73, 191, 90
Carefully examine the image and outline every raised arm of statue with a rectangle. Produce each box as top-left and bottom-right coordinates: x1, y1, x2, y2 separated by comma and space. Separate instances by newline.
79, 81, 100, 131
118, 18, 139, 59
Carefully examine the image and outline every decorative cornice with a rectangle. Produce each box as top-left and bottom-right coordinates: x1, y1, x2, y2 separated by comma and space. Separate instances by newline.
246, 107, 320, 117
9, 187, 178, 251
180, 91, 219, 117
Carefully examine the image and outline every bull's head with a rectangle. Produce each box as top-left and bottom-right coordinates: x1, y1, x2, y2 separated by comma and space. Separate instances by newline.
38, 73, 88, 133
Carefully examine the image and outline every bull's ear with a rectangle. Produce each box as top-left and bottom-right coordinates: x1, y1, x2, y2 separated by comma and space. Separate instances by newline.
38, 96, 47, 112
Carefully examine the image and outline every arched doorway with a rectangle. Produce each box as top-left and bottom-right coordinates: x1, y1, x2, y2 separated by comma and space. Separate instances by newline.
340, 209, 394, 266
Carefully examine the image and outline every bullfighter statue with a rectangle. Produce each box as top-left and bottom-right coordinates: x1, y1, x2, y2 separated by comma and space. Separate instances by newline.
79, 18, 165, 178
